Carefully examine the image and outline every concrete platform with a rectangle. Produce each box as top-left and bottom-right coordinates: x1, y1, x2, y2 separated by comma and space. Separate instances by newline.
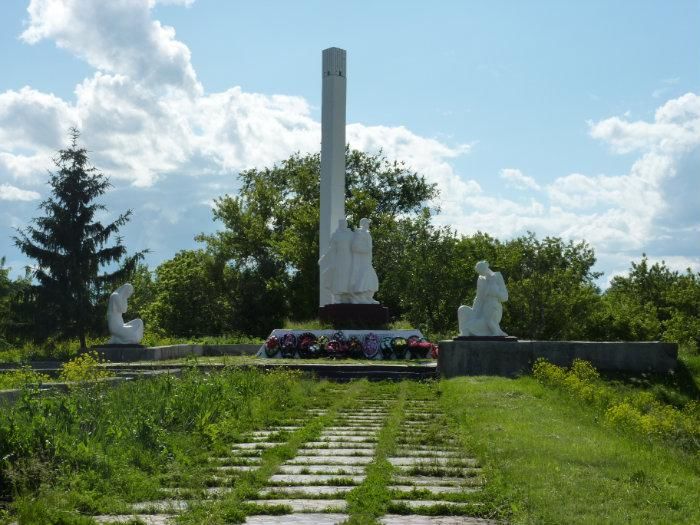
90, 344, 260, 362
438, 339, 678, 378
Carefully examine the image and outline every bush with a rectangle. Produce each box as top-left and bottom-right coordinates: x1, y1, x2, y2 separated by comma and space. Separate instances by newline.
0, 366, 51, 390
533, 358, 700, 451
59, 351, 112, 383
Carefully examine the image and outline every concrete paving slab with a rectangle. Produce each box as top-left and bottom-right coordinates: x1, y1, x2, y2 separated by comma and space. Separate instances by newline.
215, 465, 257, 472
388, 457, 478, 467
288, 455, 373, 465
388, 485, 479, 494
393, 450, 463, 457
269, 474, 365, 485
390, 500, 478, 510
380, 515, 496, 524
259, 485, 354, 496
251, 499, 347, 512
311, 435, 377, 442
245, 514, 348, 525
232, 442, 285, 449
131, 500, 189, 513
94, 515, 174, 524
393, 476, 482, 487
277, 465, 366, 475
299, 448, 374, 456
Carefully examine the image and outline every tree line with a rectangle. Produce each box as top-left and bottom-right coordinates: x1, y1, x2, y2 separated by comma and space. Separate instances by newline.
1, 131, 698, 352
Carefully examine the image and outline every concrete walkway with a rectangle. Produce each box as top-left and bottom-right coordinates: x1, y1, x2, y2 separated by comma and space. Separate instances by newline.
91, 390, 497, 524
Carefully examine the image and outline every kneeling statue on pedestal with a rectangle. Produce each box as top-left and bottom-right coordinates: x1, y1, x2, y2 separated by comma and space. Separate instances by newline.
458, 261, 509, 337
107, 283, 144, 345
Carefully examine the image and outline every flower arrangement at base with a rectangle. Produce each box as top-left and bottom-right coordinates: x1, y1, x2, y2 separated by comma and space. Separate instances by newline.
280, 333, 298, 358
326, 339, 347, 358
379, 337, 393, 359
347, 336, 363, 359
263, 330, 438, 360
363, 333, 380, 359
391, 337, 408, 359
264, 335, 280, 357
408, 336, 433, 359
297, 332, 318, 358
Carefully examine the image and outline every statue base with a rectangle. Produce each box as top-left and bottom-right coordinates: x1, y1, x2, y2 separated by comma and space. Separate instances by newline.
94, 343, 146, 349
453, 335, 518, 342
319, 303, 390, 329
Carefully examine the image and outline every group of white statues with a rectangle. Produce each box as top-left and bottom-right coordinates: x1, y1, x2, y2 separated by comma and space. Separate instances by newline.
106, 242, 508, 345
317, 216, 508, 336
319, 217, 379, 304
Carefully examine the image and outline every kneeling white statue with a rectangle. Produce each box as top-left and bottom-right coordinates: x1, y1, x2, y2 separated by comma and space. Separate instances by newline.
107, 283, 144, 345
458, 261, 508, 337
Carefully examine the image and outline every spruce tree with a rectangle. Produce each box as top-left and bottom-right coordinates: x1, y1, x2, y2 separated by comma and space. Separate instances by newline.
14, 128, 145, 348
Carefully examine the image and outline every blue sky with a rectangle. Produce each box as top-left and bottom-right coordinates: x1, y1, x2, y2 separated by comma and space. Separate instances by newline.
0, 0, 698, 285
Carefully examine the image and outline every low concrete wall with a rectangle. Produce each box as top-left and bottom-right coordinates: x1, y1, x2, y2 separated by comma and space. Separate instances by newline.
438, 340, 678, 378
90, 344, 260, 362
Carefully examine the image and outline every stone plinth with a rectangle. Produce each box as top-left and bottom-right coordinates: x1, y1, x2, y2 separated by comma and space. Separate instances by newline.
438, 340, 678, 378
318, 303, 390, 329
90, 344, 260, 362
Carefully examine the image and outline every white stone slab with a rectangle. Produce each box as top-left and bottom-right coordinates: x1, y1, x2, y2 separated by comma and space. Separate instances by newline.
390, 500, 479, 510
299, 448, 374, 456
232, 442, 284, 449
388, 485, 479, 494
259, 485, 354, 496
393, 476, 482, 487
131, 500, 189, 513
94, 516, 173, 525
388, 457, 478, 467
288, 455, 373, 465
380, 515, 496, 525
269, 474, 365, 485
245, 514, 348, 525
277, 465, 366, 475
251, 499, 347, 512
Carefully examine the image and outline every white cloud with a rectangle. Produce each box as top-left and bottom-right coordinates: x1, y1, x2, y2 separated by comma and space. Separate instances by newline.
0, 87, 76, 151
453, 93, 700, 277
500, 168, 541, 191
0, 0, 697, 286
589, 93, 700, 154
21, 0, 201, 95
0, 184, 40, 201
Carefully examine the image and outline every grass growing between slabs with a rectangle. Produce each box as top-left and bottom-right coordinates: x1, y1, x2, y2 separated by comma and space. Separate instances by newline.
344, 382, 405, 523
3, 369, 700, 524
0, 367, 331, 524
440, 375, 700, 524
175, 380, 368, 524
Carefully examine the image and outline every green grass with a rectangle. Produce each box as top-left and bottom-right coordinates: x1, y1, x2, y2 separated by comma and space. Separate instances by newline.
440, 375, 700, 524
3, 366, 700, 524
0, 368, 327, 524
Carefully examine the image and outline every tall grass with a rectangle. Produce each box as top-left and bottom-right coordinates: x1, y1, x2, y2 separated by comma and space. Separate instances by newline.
0, 367, 317, 522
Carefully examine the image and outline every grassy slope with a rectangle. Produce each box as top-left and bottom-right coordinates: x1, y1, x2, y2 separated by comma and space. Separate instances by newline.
440, 376, 700, 524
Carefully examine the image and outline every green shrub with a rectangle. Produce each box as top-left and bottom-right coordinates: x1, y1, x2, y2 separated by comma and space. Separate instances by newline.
0, 366, 51, 390
59, 351, 113, 383
533, 358, 700, 451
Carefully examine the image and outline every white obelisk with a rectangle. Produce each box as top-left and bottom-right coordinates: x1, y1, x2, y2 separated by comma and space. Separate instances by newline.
319, 47, 347, 306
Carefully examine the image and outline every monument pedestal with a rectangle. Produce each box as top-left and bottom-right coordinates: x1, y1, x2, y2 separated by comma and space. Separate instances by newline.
438, 340, 678, 378
318, 303, 390, 329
